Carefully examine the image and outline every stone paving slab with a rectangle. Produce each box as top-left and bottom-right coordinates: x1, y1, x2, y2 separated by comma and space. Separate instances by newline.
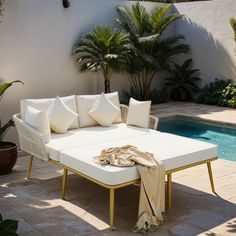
151, 102, 236, 126
1, 155, 236, 236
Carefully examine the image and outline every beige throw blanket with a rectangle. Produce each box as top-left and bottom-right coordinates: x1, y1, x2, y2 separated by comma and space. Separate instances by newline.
96, 145, 165, 233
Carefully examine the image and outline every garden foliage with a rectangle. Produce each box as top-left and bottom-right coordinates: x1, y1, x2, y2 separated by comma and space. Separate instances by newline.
197, 79, 233, 107
0, 214, 19, 236
165, 58, 201, 101
116, 3, 189, 100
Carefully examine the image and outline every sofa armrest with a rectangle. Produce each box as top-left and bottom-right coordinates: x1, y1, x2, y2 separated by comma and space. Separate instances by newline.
120, 104, 159, 130
12, 114, 49, 161
120, 104, 129, 123
148, 115, 159, 130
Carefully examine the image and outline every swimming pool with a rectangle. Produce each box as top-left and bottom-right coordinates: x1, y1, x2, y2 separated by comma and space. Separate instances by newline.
158, 118, 236, 162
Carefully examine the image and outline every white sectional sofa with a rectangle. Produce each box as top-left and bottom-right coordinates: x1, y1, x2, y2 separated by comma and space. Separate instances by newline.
13, 92, 218, 230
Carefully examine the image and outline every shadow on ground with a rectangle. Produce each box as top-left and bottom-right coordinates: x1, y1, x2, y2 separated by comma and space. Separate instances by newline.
1, 156, 236, 236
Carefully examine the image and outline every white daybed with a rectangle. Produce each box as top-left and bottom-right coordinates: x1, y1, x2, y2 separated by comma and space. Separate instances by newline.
13, 94, 218, 230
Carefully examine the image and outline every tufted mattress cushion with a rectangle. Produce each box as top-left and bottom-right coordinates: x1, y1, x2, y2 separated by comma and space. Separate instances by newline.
59, 131, 218, 185
46, 123, 156, 161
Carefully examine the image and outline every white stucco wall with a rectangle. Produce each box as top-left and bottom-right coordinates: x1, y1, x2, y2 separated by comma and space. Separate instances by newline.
174, 0, 236, 85
0, 0, 235, 143
0, 0, 163, 143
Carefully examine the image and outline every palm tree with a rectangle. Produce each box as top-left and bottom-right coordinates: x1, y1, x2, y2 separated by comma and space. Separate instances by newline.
73, 25, 131, 93
116, 3, 190, 100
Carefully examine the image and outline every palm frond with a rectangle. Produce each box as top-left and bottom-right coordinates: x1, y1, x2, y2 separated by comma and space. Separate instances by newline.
150, 5, 183, 35
73, 25, 131, 92
0, 80, 24, 102
116, 6, 139, 38
165, 58, 201, 101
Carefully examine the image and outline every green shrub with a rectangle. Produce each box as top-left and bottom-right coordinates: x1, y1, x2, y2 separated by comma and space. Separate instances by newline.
222, 83, 236, 108
165, 58, 201, 101
0, 214, 19, 236
197, 79, 231, 106
124, 87, 168, 104
149, 89, 169, 104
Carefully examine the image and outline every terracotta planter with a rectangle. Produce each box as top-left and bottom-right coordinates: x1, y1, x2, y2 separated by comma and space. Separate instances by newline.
0, 142, 17, 175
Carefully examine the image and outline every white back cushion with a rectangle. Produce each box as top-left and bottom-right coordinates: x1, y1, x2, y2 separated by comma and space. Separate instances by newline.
21, 95, 79, 129
76, 92, 122, 127
126, 98, 151, 128
48, 97, 78, 134
88, 93, 120, 127
25, 106, 51, 143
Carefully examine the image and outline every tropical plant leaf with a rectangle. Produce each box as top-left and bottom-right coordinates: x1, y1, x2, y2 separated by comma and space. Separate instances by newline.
150, 5, 183, 35
116, 2, 188, 100
165, 58, 201, 101
0, 80, 23, 142
73, 25, 131, 92
0, 80, 24, 98
0, 119, 14, 143
0, 220, 18, 232
0, 218, 19, 236
116, 3, 150, 38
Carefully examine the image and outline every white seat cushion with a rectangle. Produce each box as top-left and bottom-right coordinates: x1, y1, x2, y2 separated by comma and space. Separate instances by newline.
88, 93, 120, 127
76, 92, 122, 127
46, 123, 154, 161
60, 132, 217, 185
20, 95, 79, 129
48, 97, 78, 133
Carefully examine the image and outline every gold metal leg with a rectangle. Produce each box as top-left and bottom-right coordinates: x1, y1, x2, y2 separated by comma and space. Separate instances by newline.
61, 168, 68, 200
167, 173, 172, 209
27, 155, 33, 179
207, 162, 215, 193
109, 188, 115, 231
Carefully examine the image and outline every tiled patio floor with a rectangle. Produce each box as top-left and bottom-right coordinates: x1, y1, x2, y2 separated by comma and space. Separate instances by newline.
151, 102, 236, 126
1, 102, 236, 236
1, 156, 235, 236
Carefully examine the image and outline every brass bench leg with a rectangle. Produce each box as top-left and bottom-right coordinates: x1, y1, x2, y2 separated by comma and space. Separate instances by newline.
61, 168, 68, 200
27, 155, 33, 179
167, 173, 172, 209
207, 162, 216, 193
109, 188, 115, 231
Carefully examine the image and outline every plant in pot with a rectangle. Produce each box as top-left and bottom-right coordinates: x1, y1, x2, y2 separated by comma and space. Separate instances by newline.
0, 80, 23, 174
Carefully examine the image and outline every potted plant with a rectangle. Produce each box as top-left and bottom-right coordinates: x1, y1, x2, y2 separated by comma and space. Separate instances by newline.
0, 80, 23, 174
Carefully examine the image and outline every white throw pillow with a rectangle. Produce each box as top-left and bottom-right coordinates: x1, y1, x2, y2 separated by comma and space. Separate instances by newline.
77, 92, 122, 127
126, 98, 151, 128
20, 95, 79, 129
25, 106, 51, 143
88, 93, 120, 127
48, 96, 78, 133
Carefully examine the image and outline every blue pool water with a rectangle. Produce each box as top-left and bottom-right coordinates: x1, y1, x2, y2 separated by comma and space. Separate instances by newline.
158, 118, 236, 162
